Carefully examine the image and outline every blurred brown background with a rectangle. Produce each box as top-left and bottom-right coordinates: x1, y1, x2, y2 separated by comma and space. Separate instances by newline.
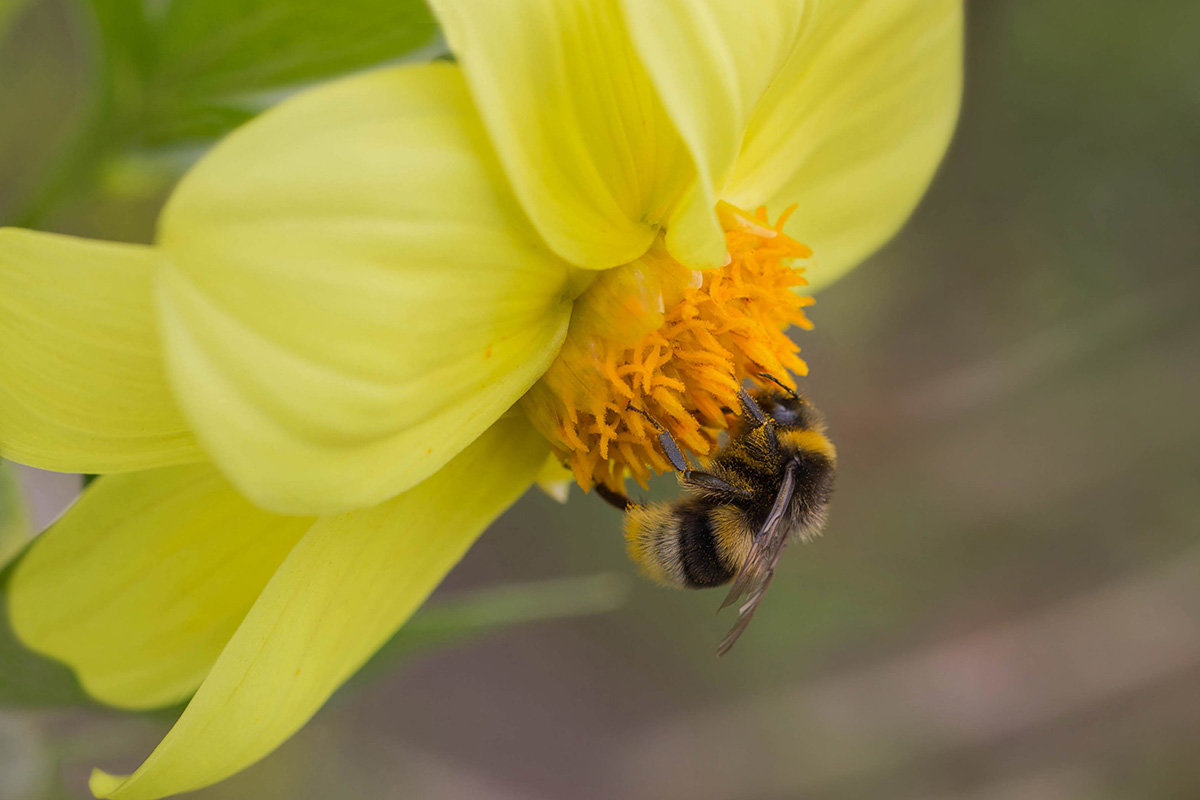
3, 1, 1200, 798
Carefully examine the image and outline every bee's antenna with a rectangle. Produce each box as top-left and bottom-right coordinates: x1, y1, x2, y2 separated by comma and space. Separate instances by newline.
757, 372, 798, 399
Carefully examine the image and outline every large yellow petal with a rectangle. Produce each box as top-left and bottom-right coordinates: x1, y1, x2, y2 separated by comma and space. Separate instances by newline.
428, 0, 709, 270
619, 0, 808, 268
0, 230, 200, 472
89, 414, 547, 800
157, 63, 572, 515
725, 0, 963, 289
7, 464, 312, 710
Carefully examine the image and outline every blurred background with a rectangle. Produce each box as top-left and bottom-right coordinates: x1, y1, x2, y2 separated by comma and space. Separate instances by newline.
2, 1, 1199, 798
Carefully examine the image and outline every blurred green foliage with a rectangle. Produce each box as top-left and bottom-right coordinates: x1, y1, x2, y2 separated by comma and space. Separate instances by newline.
113, 0, 439, 142
0, 0, 30, 37
344, 574, 630, 693
5, 0, 439, 228
0, 466, 93, 708
0, 463, 28, 572
0, 593, 93, 709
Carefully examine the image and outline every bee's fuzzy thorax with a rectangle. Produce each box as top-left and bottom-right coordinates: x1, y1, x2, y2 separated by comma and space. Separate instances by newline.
778, 428, 837, 465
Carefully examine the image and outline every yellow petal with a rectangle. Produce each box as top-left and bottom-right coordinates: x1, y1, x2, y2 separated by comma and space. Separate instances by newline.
428, 0, 704, 270
619, 0, 808, 269
89, 414, 546, 800
0, 230, 200, 472
7, 464, 311, 710
725, 0, 963, 289
157, 64, 572, 515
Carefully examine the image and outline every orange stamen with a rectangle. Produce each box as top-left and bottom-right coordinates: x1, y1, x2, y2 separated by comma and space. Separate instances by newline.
522, 204, 814, 492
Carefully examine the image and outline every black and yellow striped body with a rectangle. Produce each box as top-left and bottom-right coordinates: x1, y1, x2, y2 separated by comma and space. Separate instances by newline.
624, 390, 836, 589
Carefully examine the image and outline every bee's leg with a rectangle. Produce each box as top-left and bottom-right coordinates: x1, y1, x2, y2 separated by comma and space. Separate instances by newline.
627, 404, 751, 501
626, 404, 694, 474
594, 483, 633, 511
738, 387, 768, 426
740, 385, 785, 453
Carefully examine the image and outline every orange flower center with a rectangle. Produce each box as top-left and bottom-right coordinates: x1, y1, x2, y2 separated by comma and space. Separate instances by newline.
522, 203, 815, 492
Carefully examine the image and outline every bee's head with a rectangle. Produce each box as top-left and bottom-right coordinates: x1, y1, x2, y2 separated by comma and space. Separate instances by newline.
754, 390, 824, 432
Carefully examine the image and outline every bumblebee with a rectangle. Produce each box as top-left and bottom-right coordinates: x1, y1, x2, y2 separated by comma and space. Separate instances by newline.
596, 376, 836, 654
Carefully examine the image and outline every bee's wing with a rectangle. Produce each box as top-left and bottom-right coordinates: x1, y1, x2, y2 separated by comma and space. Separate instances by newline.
717, 464, 795, 612
716, 464, 797, 655
717, 567, 779, 656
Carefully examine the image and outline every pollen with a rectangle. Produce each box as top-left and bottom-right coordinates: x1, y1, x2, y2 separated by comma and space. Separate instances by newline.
522, 204, 815, 493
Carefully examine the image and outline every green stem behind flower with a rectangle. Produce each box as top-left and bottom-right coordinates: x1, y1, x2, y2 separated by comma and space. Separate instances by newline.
344, 573, 631, 692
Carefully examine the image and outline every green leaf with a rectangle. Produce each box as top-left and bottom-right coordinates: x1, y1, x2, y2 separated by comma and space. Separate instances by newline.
8, 0, 442, 224
144, 0, 440, 142
90, 0, 442, 146
137, 103, 259, 145
156, 0, 438, 94
345, 574, 631, 691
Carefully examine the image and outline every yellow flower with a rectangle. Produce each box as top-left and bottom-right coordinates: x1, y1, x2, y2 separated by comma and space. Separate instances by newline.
0, 1, 962, 797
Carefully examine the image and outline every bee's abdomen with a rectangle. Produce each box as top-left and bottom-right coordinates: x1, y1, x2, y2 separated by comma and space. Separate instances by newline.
677, 505, 736, 588
624, 502, 740, 589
